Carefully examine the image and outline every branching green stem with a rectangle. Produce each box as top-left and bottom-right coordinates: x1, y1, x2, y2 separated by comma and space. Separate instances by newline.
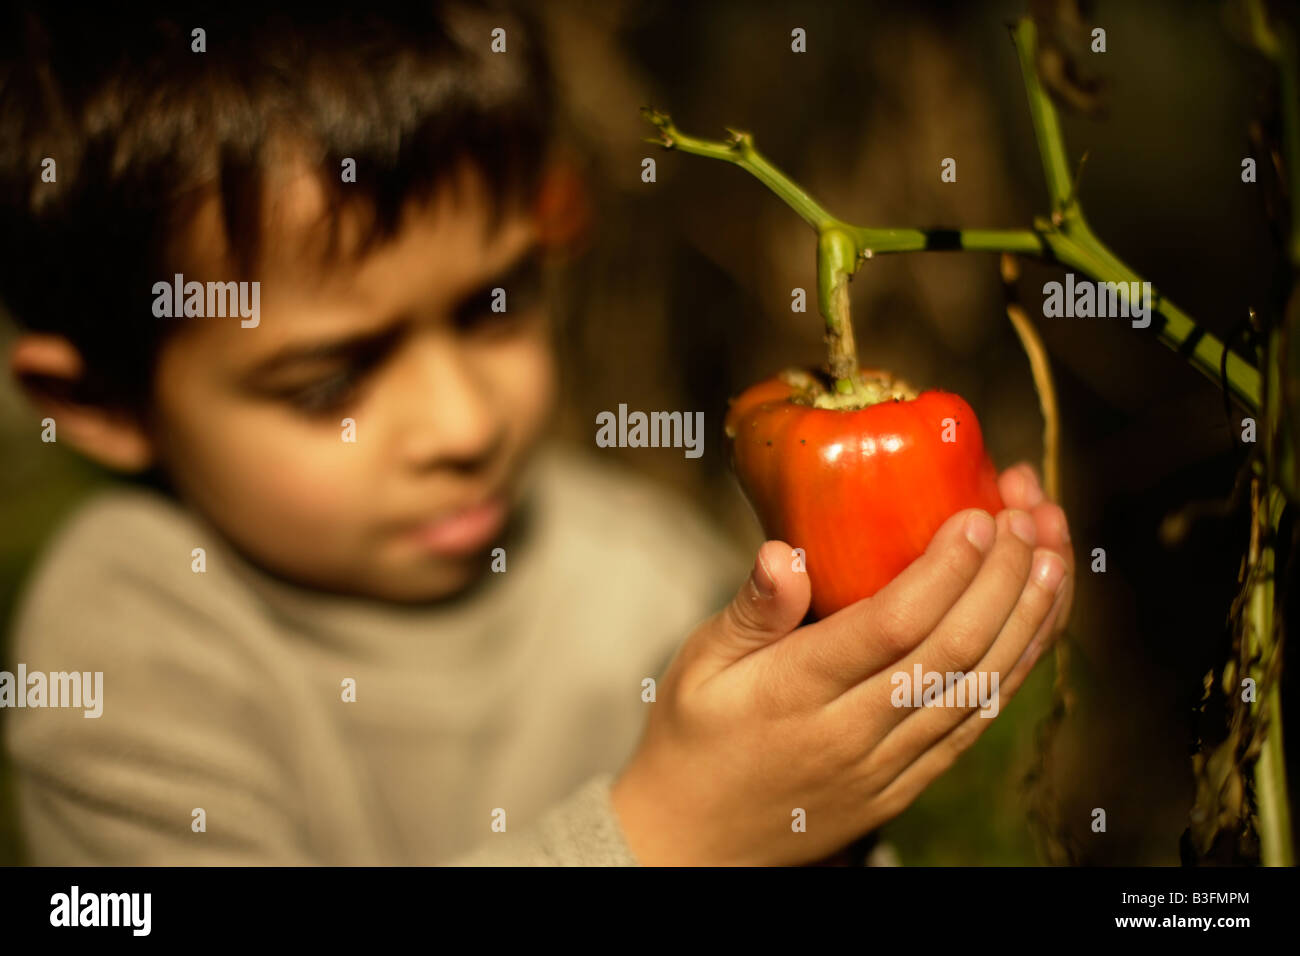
639, 17, 1262, 413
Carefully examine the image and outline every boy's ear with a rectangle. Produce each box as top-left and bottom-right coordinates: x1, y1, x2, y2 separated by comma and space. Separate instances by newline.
9, 333, 155, 472
533, 152, 592, 257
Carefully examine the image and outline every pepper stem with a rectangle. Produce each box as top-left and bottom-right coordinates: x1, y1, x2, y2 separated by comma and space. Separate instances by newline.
818, 228, 862, 391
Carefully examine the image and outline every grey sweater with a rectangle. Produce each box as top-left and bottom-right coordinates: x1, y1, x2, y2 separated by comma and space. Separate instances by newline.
3, 443, 750, 865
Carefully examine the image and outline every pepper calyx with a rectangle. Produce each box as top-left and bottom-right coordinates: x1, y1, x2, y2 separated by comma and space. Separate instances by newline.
777, 367, 919, 410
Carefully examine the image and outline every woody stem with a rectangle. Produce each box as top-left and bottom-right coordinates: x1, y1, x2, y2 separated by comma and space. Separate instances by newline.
819, 229, 861, 393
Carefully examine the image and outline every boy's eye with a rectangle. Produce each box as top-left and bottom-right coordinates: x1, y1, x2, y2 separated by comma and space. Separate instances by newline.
453, 264, 543, 335
284, 368, 362, 415
270, 333, 399, 416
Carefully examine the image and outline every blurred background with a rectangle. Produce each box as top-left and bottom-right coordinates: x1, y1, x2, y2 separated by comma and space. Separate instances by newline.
2, 0, 1295, 864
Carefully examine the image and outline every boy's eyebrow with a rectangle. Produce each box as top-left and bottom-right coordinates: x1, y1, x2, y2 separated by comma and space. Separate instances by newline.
242, 323, 409, 381
451, 238, 543, 316
242, 237, 544, 380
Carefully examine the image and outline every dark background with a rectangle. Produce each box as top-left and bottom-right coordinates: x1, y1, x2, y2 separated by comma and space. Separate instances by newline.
1, 0, 1293, 864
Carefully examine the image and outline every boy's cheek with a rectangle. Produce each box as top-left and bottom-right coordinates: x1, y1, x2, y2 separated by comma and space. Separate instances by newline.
159, 415, 419, 594
160, 405, 371, 535
476, 329, 559, 437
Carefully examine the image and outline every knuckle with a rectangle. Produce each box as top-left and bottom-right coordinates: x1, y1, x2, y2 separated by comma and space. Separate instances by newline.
928, 629, 987, 677
938, 670, 985, 713
805, 636, 859, 688
856, 757, 893, 800
988, 549, 1032, 598
1037, 501, 1066, 528
723, 592, 765, 637
670, 669, 717, 727
869, 599, 922, 658
937, 536, 985, 591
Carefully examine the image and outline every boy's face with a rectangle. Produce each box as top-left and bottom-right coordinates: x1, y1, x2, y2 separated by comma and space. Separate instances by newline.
148, 157, 557, 602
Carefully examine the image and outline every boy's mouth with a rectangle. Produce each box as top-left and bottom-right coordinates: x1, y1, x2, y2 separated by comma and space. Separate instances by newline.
399, 496, 509, 557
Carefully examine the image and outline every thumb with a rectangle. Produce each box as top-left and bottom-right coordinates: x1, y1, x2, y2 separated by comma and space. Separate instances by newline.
698, 540, 812, 670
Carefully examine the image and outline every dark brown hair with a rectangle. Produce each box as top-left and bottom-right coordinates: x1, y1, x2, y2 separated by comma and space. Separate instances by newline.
0, 1, 556, 412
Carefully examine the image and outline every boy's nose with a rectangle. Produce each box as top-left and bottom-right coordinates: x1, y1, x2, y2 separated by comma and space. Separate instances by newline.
390, 333, 504, 469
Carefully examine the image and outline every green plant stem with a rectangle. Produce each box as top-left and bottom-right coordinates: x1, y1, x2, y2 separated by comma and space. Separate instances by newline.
818, 229, 863, 392
1239, 0, 1297, 866
1250, 310, 1296, 866
1014, 18, 1073, 213
640, 20, 1262, 414
1250, 484, 1291, 865
640, 114, 836, 231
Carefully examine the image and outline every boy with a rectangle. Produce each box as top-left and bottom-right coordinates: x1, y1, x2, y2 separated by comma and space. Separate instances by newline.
0, 2, 1073, 865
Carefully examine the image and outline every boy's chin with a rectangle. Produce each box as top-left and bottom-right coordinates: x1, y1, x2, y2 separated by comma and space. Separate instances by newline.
358, 550, 500, 605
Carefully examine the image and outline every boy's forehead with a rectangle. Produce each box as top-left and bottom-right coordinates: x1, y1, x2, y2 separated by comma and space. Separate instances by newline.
183, 154, 533, 291
168, 155, 537, 359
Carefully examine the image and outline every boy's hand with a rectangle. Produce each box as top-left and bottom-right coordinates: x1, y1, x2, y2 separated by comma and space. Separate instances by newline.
610, 463, 1072, 866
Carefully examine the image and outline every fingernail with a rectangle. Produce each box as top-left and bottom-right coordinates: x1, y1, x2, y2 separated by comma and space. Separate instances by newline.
1008, 509, 1037, 546
964, 511, 996, 553
753, 551, 777, 598
1032, 552, 1067, 595
1057, 510, 1071, 545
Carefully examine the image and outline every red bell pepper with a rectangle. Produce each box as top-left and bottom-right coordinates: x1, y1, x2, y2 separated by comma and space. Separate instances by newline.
725, 368, 1005, 620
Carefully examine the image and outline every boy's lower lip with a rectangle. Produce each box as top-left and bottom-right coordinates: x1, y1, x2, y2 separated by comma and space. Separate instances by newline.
403, 498, 508, 555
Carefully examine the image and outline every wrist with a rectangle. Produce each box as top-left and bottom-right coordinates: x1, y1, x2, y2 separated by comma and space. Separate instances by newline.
610, 761, 668, 866
611, 756, 711, 867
